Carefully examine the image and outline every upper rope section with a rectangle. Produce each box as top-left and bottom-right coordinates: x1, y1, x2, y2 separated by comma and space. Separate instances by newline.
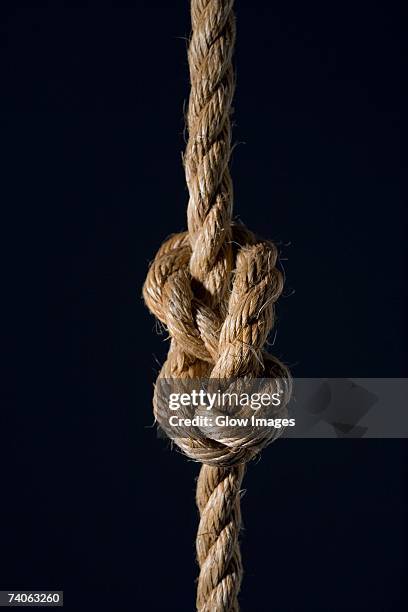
184, 0, 236, 305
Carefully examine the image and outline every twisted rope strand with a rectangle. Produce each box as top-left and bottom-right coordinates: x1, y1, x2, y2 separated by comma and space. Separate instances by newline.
143, 1, 290, 610
196, 465, 244, 612
185, 0, 236, 305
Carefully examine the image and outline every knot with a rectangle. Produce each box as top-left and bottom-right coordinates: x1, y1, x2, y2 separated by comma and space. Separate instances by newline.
143, 222, 291, 466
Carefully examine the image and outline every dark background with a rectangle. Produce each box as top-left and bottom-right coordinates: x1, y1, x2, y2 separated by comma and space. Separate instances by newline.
1, 1, 406, 610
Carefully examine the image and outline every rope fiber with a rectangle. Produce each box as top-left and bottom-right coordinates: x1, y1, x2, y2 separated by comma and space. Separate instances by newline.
143, 1, 290, 609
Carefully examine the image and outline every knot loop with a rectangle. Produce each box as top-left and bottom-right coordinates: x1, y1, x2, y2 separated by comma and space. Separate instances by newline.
143, 222, 291, 466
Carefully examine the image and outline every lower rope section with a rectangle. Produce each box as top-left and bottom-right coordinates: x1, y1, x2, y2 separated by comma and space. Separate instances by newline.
196, 464, 245, 612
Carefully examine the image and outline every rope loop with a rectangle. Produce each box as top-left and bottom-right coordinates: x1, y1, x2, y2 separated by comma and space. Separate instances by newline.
143, 222, 291, 466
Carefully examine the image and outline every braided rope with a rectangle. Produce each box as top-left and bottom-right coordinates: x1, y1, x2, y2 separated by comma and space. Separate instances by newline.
143, 1, 290, 609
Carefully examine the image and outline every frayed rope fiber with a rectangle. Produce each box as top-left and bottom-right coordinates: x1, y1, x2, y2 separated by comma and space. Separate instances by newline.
143, 1, 290, 609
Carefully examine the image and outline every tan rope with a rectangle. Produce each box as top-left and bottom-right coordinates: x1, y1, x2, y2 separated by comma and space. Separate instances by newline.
143, 1, 290, 609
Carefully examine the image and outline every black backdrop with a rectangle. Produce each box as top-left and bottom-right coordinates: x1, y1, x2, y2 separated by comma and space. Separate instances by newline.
1, 1, 406, 611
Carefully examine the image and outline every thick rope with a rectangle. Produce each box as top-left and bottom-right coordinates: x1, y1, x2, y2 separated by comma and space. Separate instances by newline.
185, 0, 235, 306
143, 1, 290, 610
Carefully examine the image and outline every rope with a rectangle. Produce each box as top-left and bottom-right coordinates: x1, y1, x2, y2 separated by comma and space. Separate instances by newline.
143, 1, 290, 609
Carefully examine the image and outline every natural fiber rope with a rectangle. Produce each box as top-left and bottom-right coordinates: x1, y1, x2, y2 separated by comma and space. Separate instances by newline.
143, 1, 290, 609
